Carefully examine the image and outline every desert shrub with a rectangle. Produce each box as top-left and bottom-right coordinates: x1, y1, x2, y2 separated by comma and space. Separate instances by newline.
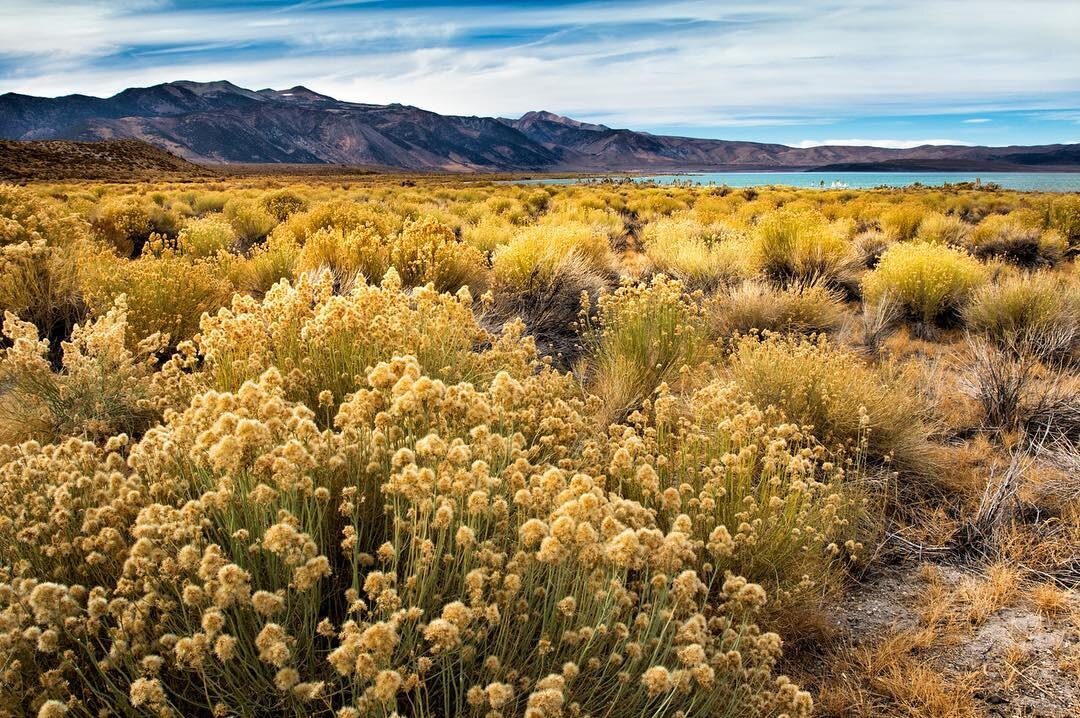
964, 272, 1080, 360
198, 270, 533, 416
493, 222, 613, 291
709, 280, 848, 338
916, 212, 969, 246
462, 212, 518, 254
603, 379, 866, 622
273, 200, 401, 247
849, 229, 891, 271
296, 225, 389, 285
146, 202, 183, 238
174, 213, 238, 258
751, 210, 851, 286
880, 204, 927, 241
643, 219, 749, 292
245, 232, 301, 294
224, 197, 278, 247
82, 252, 233, 346
585, 275, 708, 420
90, 196, 151, 257
968, 215, 1065, 267
260, 188, 309, 221
1041, 195, 1080, 249
728, 333, 938, 480
862, 241, 986, 326
192, 190, 228, 214
390, 215, 487, 292
0, 299, 163, 444
0, 184, 87, 336
961, 336, 1078, 436
0, 358, 815, 717
484, 253, 605, 363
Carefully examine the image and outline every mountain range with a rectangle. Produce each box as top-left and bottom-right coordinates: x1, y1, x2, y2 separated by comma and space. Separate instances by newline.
2, 80, 1078, 173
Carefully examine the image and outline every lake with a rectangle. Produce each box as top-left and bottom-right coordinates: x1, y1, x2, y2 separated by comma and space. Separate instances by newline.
511, 172, 1080, 192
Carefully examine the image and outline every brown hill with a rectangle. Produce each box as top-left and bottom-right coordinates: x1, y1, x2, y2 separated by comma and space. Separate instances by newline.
2, 81, 1078, 173
0, 138, 213, 181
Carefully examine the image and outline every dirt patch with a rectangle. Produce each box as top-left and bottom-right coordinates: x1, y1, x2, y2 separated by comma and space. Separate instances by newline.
833, 563, 1080, 717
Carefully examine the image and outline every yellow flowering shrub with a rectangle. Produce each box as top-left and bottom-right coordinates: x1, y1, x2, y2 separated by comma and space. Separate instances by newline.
728, 333, 937, 481
15, 177, 1073, 718
751, 210, 851, 285
81, 248, 234, 346
964, 271, 1080, 359
862, 241, 987, 325
585, 275, 709, 420
0, 353, 815, 718
90, 196, 151, 257
174, 213, 238, 258
223, 196, 278, 246
643, 218, 750, 291
197, 270, 534, 418
0, 299, 164, 444
0, 184, 87, 335
493, 222, 613, 291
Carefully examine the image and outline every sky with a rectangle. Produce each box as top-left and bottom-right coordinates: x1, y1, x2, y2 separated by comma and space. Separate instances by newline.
1, 0, 1078, 148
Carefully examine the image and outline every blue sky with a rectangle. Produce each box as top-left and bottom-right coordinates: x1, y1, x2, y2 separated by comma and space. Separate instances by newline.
1, 0, 1078, 147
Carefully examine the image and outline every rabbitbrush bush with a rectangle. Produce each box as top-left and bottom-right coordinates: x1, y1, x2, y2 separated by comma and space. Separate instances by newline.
0, 311, 825, 717
0, 184, 87, 336
861, 241, 986, 326
728, 333, 938, 481
963, 271, 1080, 360
750, 210, 851, 286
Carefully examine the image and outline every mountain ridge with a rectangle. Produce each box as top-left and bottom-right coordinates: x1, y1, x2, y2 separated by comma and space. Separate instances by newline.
2, 81, 1078, 172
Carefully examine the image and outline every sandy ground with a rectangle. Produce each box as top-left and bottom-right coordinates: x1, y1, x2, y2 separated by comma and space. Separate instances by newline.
833, 563, 1080, 717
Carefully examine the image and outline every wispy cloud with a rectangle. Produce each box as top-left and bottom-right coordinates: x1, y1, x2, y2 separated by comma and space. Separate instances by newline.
962, 118, 992, 123
0, 1, 1077, 144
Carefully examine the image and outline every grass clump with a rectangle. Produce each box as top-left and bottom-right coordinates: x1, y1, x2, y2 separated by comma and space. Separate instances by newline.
708, 280, 848, 338
862, 241, 986, 327
964, 272, 1080, 360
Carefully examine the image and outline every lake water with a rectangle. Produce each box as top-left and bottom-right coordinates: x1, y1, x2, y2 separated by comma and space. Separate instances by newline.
512, 172, 1080, 192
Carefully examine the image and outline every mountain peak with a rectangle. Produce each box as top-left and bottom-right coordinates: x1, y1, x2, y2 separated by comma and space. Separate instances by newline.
164, 80, 265, 100
258, 85, 338, 103
517, 110, 609, 132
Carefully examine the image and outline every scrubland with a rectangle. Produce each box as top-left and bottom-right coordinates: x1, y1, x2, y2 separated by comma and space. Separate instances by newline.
0, 176, 1078, 717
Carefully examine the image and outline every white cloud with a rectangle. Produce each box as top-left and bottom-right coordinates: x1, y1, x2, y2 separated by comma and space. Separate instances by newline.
793, 138, 975, 149
0, 0, 1078, 135
962, 118, 992, 123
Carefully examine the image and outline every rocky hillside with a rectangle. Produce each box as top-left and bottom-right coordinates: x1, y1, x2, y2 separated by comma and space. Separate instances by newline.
0, 138, 213, 181
2, 81, 1078, 172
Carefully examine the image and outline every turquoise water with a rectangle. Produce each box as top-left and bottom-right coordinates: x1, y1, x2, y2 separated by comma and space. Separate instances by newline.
512, 172, 1080, 192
